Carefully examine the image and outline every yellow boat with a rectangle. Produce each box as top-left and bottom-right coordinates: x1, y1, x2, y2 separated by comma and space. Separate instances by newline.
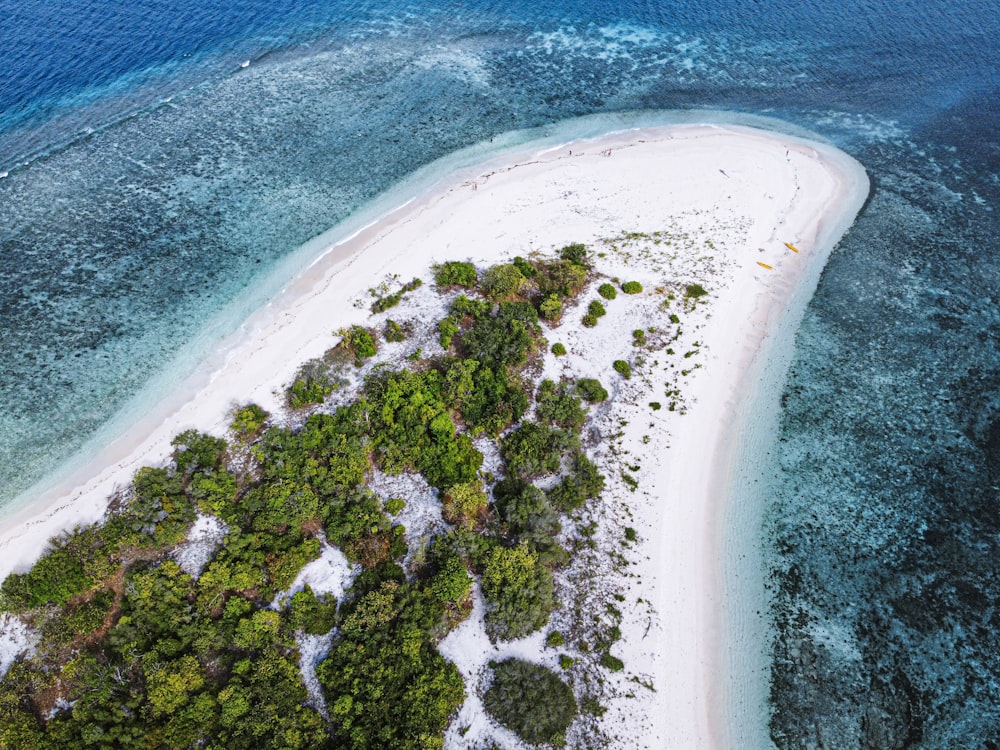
757, 261, 773, 270
784, 242, 800, 253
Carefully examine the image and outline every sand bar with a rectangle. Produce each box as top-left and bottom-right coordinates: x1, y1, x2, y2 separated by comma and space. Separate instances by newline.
0, 121, 868, 747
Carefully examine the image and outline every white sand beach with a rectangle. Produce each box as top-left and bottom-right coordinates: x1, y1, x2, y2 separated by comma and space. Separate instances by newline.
0, 122, 868, 747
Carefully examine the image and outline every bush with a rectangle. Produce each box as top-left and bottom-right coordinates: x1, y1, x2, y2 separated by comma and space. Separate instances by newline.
559, 654, 575, 669
685, 282, 708, 299
512, 256, 538, 278
384, 319, 407, 342
547, 453, 605, 512
597, 282, 617, 300
581, 314, 598, 328
613, 359, 632, 379
385, 497, 405, 515
340, 325, 377, 362
442, 481, 488, 531
483, 659, 577, 745
501, 422, 579, 479
438, 315, 460, 349
600, 652, 625, 672
551, 342, 567, 356
229, 403, 269, 439
459, 301, 539, 371
546, 630, 565, 648
621, 280, 643, 294
493, 477, 560, 539
481, 545, 555, 641
575, 378, 608, 403
632, 329, 646, 346
536, 259, 587, 300
287, 359, 335, 408
559, 242, 590, 267
538, 294, 563, 321
587, 300, 606, 318
536, 379, 587, 430
433, 260, 477, 288
482, 263, 527, 300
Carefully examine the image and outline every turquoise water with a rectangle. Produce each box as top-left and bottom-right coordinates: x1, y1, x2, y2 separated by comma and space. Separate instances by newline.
1, 0, 999, 745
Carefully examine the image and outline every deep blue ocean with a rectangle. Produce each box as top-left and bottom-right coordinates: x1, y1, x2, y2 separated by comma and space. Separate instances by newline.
1, 0, 998, 745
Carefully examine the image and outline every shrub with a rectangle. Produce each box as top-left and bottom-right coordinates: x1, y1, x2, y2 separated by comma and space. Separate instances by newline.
581, 314, 598, 328
624, 527, 637, 542
559, 242, 590, 267
621, 280, 643, 294
434, 260, 477, 288
546, 630, 565, 648
576, 377, 608, 403
288, 586, 339, 635
481, 544, 555, 641
483, 659, 577, 745
384, 319, 407, 342
559, 654, 575, 669
632, 329, 646, 346
229, 403, 269, 440
482, 263, 527, 300
512, 255, 538, 278
459, 301, 539, 371
438, 315, 460, 348
613, 359, 632, 379
536, 259, 587, 300
685, 282, 708, 299
597, 282, 617, 300
492, 477, 560, 540
551, 342, 567, 356
547, 453, 605, 512
649, 401, 661, 411
287, 368, 334, 408
600, 652, 625, 672
587, 300, 606, 318
539, 294, 563, 321
340, 325, 377, 361
385, 497, 405, 515
501, 422, 579, 479
536, 379, 587, 430
442, 481, 488, 530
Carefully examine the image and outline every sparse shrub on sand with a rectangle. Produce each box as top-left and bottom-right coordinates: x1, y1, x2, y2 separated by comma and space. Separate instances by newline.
621, 280, 643, 294
597, 282, 617, 300
551, 342, 567, 356
433, 260, 478, 288
576, 377, 608, 403
613, 359, 632, 379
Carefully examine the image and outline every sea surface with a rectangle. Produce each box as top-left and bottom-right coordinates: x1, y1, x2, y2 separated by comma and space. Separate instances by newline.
1, 0, 998, 746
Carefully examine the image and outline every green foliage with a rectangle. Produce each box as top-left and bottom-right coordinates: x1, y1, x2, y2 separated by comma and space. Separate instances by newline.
287, 359, 335, 408
512, 255, 538, 279
317, 581, 465, 749
613, 359, 632, 379
385, 497, 406, 515
289, 585, 339, 634
600, 652, 625, 671
433, 261, 478, 288
632, 328, 647, 346
501, 422, 579, 479
384, 319, 408, 342
230, 403, 269, 439
535, 259, 587, 300
482, 263, 527, 300
173, 429, 228, 476
649, 401, 661, 411
587, 300, 606, 318
547, 453, 605, 512
581, 313, 598, 328
575, 377, 609, 403
459, 300, 539, 371
483, 659, 577, 746
457, 364, 529, 437
371, 277, 422, 313
546, 630, 565, 648
442, 481, 488, 530
536, 379, 588, 430
449, 294, 490, 321
624, 527, 638, 542
538, 294, 563, 321
364, 368, 482, 489
559, 654, 575, 670
1, 538, 93, 610
621, 280, 643, 294
426, 551, 472, 606
438, 315, 460, 348
340, 325, 378, 362
551, 342, 567, 356
481, 544, 555, 641
559, 242, 590, 267
597, 282, 617, 300
685, 282, 708, 299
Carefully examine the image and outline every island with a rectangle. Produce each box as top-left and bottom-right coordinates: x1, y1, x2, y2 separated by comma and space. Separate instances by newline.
0, 123, 868, 749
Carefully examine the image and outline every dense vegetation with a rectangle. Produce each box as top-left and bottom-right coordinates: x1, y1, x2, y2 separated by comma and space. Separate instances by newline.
483, 658, 578, 746
0, 246, 612, 749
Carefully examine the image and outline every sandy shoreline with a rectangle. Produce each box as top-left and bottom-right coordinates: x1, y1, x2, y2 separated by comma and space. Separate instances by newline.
0, 121, 868, 747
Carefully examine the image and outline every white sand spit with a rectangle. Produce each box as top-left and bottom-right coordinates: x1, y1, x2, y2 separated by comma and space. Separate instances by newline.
0, 121, 867, 748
